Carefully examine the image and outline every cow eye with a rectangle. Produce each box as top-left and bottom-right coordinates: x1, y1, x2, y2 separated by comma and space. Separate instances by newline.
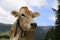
21, 14, 25, 17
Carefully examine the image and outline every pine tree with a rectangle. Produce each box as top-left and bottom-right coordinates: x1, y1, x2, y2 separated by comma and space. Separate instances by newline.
45, 27, 55, 40
55, 5, 60, 40
45, 0, 60, 40
51, 0, 60, 40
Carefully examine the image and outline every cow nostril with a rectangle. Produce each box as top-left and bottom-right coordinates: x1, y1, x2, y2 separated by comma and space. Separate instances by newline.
30, 23, 33, 26
30, 23, 37, 27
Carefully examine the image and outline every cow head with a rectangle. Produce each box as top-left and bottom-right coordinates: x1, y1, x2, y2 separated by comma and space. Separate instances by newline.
11, 6, 40, 30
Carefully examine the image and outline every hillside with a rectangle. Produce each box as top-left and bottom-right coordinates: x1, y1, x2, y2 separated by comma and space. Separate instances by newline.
34, 26, 52, 40
0, 23, 12, 33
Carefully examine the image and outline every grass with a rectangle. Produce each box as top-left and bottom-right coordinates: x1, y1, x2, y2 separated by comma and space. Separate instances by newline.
0, 38, 9, 40
0, 31, 10, 40
0, 31, 10, 35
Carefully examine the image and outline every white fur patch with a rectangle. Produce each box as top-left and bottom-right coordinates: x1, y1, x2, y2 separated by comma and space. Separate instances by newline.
11, 33, 20, 40
28, 20, 34, 29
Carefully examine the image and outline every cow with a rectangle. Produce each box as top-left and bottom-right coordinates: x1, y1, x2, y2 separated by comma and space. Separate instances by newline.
10, 6, 40, 40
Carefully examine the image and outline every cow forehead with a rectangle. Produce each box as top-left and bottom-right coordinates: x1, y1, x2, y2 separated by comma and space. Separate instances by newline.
20, 7, 33, 17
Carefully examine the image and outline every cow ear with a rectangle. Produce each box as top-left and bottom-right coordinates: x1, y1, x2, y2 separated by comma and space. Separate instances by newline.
11, 10, 19, 17
32, 12, 40, 18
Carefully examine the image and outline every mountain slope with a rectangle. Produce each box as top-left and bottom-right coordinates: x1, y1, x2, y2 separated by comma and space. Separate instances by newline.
34, 26, 52, 40
0, 23, 12, 32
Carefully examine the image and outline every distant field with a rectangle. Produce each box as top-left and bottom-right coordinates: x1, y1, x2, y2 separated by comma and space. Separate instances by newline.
0, 38, 9, 40
0, 31, 10, 40
0, 23, 11, 40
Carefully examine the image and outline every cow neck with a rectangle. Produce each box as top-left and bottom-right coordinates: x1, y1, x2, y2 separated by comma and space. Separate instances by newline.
16, 18, 23, 31
14, 17, 26, 38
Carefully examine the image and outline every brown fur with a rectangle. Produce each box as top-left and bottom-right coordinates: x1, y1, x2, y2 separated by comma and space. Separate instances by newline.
20, 7, 32, 17
10, 23, 36, 40
10, 6, 40, 40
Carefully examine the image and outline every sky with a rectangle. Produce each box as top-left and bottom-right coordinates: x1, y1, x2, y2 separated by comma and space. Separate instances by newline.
0, 0, 58, 26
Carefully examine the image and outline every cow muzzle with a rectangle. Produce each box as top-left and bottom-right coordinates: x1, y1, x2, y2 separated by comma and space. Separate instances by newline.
30, 23, 37, 29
